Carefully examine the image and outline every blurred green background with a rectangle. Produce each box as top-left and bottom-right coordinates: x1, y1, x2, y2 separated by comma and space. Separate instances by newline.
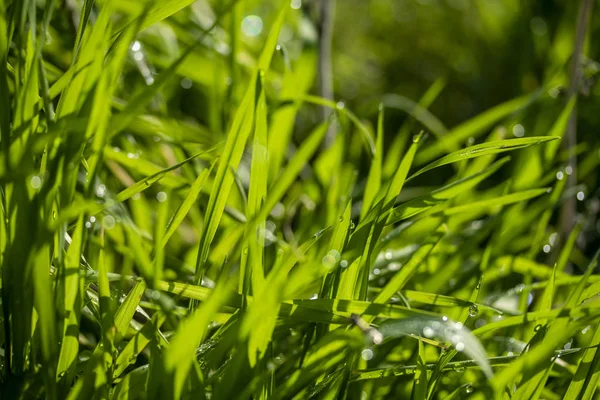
42, 0, 600, 255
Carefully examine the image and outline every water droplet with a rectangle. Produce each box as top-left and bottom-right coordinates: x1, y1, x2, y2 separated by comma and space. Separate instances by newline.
582, 325, 591, 334
534, 324, 542, 332
384, 251, 393, 260
336, 101, 345, 110
556, 171, 564, 180
371, 331, 383, 344
338, 215, 344, 222
373, 268, 380, 275
96, 184, 106, 198
127, 152, 139, 159
156, 191, 168, 202
290, 0, 302, 9
442, 316, 448, 322
340, 260, 349, 268
512, 124, 525, 137
102, 215, 116, 230
131, 41, 141, 52
388, 262, 401, 271
241, 15, 263, 37
85, 221, 92, 229
181, 78, 192, 89
577, 191, 585, 201
349, 221, 356, 230
465, 383, 473, 393
423, 327, 435, 338
133, 52, 143, 61
361, 348, 374, 361
564, 341, 572, 350
30, 175, 42, 189
565, 166, 573, 175
455, 342, 465, 352
468, 304, 479, 317
543, 244, 551, 253
310, 293, 318, 300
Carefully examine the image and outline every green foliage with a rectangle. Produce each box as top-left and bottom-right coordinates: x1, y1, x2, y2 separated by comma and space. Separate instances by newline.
1, 1, 600, 399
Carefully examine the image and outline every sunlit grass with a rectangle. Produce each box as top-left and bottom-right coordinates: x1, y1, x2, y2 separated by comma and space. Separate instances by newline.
0, 1, 599, 400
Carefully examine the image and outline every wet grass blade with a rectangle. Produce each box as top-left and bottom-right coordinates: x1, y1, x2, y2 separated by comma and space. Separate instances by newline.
409, 137, 559, 182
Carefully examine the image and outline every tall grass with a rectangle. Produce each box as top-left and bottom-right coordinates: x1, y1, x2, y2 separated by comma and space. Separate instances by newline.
1, 1, 599, 399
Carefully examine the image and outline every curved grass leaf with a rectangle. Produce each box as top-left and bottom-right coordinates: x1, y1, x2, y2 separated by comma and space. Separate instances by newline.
409, 137, 559, 182
378, 316, 494, 379
415, 93, 538, 164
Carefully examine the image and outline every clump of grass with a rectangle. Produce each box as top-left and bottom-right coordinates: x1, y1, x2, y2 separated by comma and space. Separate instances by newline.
1, 1, 599, 400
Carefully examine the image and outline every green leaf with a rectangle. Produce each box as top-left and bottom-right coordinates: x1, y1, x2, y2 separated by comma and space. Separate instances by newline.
273, 330, 363, 399
409, 137, 559, 182
194, 3, 288, 284
389, 157, 510, 223
378, 316, 494, 379
415, 93, 537, 164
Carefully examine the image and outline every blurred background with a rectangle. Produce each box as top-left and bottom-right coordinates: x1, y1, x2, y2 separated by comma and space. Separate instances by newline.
44, 0, 600, 259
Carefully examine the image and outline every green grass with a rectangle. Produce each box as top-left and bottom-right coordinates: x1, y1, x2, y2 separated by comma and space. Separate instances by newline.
1, 0, 599, 399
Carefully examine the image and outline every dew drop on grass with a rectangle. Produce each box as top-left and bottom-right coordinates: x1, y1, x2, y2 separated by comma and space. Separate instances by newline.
423, 327, 435, 338
577, 191, 585, 201
388, 262, 401, 271
534, 324, 542, 332
156, 191, 168, 202
512, 124, 525, 137
455, 342, 465, 352
180, 78, 192, 89
468, 304, 479, 317
361, 349, 374, 361
566, 165, 573, 175
241, 15, 263, 37
102, 215, 116, 230
30, 175, 42, 189
556, 171, 564, 180
465, 384, 473, 393
582, 325, 591, 334
543, 244, 551, 253
385, 251, 393, 260
96, 184, 106, 198
290, 0, 302, 9
336, 101, 345, 110
340, 260, 349, 268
